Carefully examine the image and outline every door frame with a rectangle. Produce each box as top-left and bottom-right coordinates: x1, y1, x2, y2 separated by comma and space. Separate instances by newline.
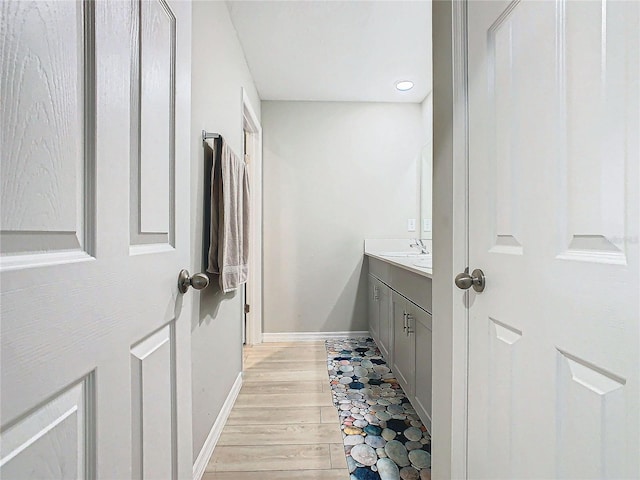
432, 1, 469, 478
241, 88, 263, 345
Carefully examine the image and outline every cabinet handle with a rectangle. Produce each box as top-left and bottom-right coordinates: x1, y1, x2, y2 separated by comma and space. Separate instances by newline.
403, 311, 407, 331
406, 313, 413, 335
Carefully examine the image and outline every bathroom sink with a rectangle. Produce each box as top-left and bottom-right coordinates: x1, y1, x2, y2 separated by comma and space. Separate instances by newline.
378, 251, 426, 257
413, 259, 433, 268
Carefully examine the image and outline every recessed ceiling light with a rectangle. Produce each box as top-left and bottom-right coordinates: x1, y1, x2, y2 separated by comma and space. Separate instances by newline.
395, 80, 414, 91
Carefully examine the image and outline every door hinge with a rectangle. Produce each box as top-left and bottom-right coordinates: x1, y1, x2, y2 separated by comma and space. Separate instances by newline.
244, 304, 250, 314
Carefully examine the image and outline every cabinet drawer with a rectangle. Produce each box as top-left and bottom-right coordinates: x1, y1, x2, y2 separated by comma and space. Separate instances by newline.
390, 267, 432, 313
368, 256, 391, 284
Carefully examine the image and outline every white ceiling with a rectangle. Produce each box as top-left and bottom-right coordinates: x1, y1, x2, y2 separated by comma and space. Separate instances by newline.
227, 1, 432, 103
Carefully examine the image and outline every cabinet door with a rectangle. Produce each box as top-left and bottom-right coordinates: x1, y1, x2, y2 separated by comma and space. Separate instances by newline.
368, 275, 380, 341
392, 292, 415, 396
377, 281, 391, 361
413, 306, 432, 431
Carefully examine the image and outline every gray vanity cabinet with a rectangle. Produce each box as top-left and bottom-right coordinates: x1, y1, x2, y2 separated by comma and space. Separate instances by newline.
392, 292, 416, 397
368, 276, 380, 341
368, 275, 392, 361
367, 255, 432, 431
377, 283, 391, 360
412, 304, 432, 430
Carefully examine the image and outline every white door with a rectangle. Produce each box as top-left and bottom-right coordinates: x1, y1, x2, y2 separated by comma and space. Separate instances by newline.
242, 130, 249, 345
466, 1, 639, 478
241, 97, 263, 347
1, 1, 193, 478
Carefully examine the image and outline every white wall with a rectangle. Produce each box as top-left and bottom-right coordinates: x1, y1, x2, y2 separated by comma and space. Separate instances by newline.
190, 0, 260, 463
262, 101, 425, 334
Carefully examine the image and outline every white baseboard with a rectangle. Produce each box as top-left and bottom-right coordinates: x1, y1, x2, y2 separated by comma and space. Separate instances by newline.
262, 331, 370, 342
192, 372, 243, 480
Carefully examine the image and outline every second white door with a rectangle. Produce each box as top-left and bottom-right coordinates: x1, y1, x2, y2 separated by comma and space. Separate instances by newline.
467, 1, 639, 478
0, 1, 193, 478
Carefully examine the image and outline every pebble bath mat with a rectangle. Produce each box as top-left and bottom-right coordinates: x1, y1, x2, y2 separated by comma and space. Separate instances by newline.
326, 338, 432, 480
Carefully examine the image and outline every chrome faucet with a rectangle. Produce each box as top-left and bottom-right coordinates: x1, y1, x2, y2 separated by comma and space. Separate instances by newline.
410, 239, 429, 255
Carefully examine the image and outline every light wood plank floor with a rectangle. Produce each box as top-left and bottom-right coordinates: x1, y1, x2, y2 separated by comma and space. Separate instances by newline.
203, 341, 349, 479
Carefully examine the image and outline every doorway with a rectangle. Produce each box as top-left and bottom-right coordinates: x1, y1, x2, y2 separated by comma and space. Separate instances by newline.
241, 89, 263, 346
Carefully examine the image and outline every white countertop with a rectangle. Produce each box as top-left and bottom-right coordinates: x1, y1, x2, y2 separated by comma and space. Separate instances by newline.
365, 252, 433, 279
363, 239, 433, 279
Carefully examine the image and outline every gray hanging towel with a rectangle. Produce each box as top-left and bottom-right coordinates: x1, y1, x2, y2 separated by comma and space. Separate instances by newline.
207, 139, 250, 292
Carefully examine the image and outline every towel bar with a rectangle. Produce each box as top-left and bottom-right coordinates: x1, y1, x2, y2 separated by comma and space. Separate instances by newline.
202, 131, 221, 272
202, 130, 220, 141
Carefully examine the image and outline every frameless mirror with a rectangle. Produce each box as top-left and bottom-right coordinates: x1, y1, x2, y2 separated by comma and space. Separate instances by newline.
419, 142, 433, 240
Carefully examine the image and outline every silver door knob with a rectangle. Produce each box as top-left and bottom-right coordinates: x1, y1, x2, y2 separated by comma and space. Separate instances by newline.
455, 268, 486, 293
178, 269, 210, 293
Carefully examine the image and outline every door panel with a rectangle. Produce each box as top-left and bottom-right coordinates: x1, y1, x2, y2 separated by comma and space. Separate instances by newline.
485, 317, 522, 476
368, 276, 380, 341
130, 324, 176, 480
392, 293, 414, 396
559, 0, 629, 264
413, 308, 432, 431
132, 0, 176, 249
0, 0, 94, 268
555, 349, 627, 479
0, 1, 193, 478
489, 1, 524, 256
467, 1, 639, 478
0, 376, 93, 479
